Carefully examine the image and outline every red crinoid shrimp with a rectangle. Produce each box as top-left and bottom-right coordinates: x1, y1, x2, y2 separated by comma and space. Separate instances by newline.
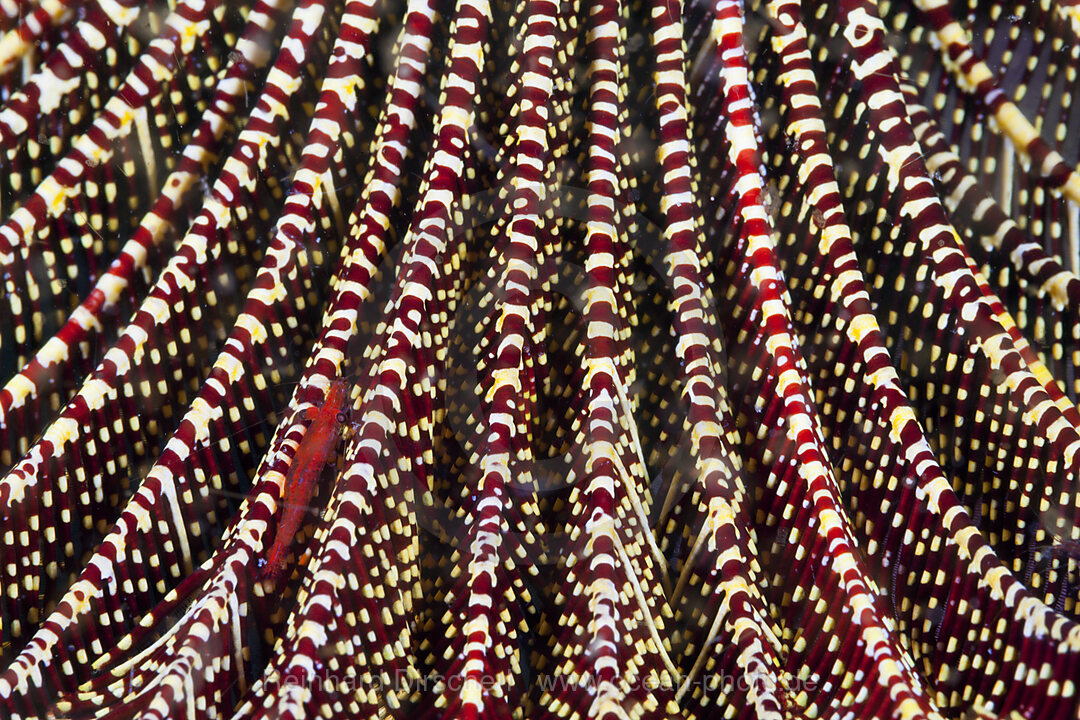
263, 379, 353, 580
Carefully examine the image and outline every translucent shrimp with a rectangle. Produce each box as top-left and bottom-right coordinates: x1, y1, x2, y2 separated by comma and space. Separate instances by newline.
263, 379, 352, 580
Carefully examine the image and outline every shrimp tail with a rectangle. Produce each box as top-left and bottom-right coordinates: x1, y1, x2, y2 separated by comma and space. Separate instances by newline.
264, 493, 310, 580
262, 542, 291, 582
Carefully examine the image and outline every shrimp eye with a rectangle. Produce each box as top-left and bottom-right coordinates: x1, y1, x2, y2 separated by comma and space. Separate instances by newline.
336, 411, 348, 424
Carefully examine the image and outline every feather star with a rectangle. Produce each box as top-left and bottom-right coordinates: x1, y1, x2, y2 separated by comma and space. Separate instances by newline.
0, 0, 1079, 718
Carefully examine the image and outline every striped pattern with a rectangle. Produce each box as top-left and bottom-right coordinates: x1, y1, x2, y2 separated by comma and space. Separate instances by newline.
1, 0, 1080, 718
